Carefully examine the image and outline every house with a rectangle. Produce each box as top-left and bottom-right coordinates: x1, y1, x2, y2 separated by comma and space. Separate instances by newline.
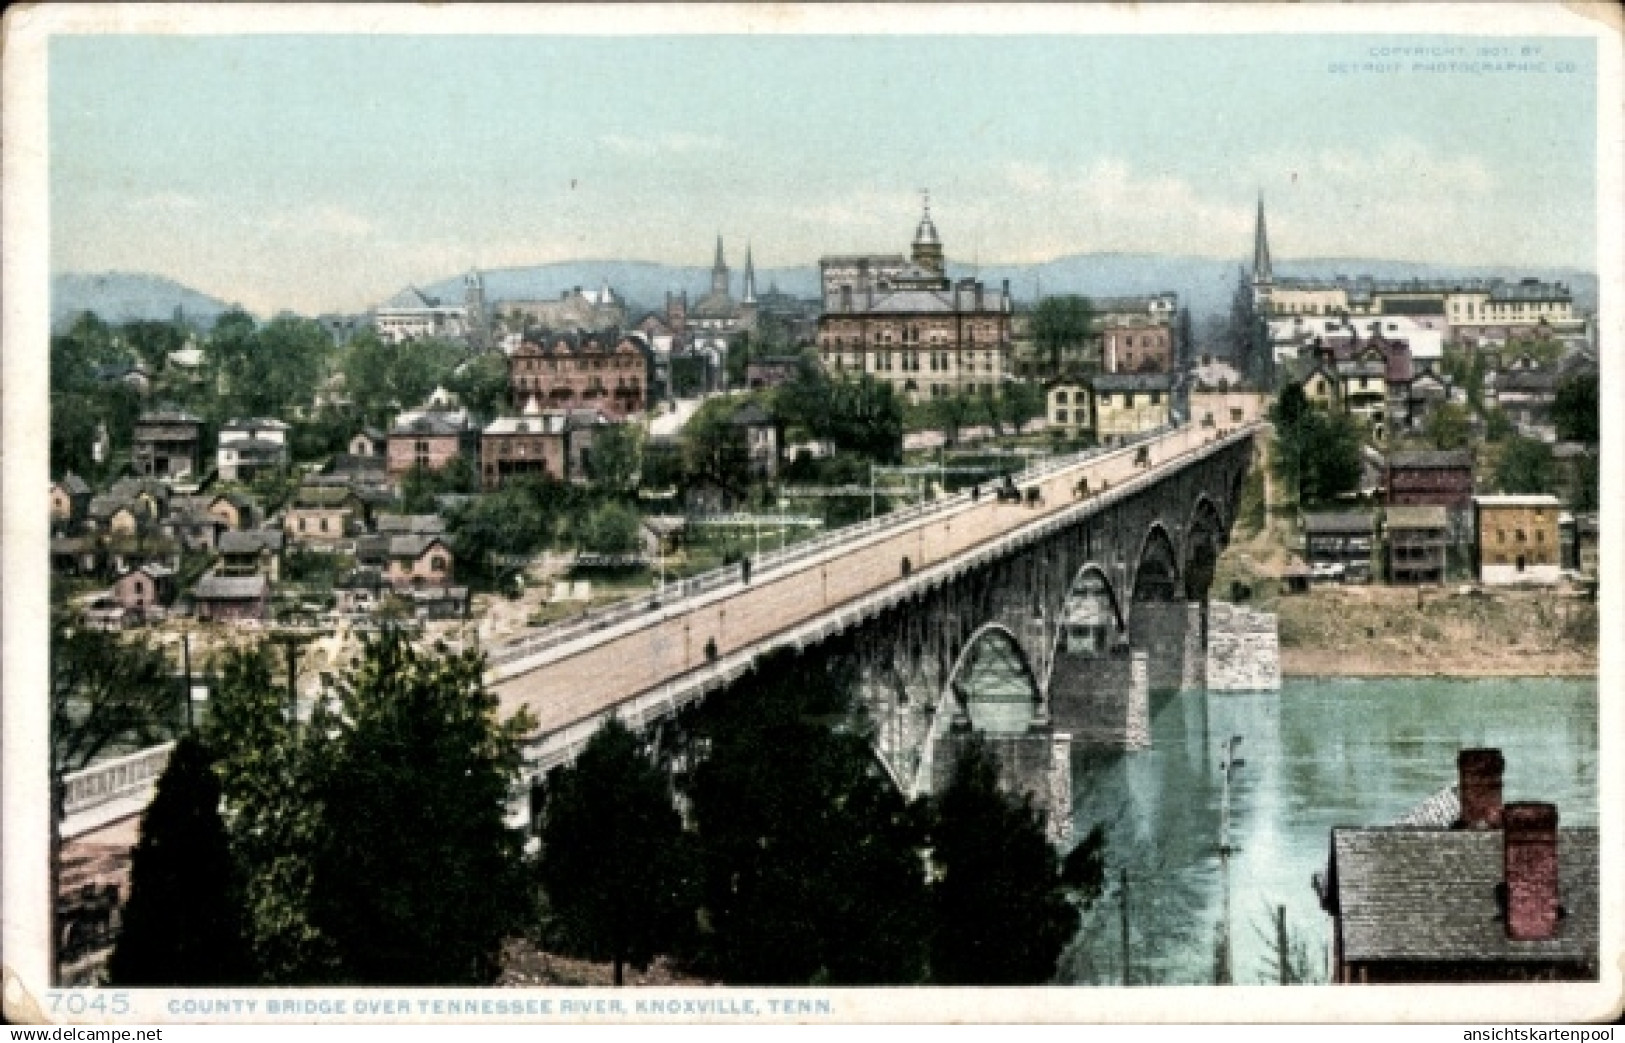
1485, 362, 1558, 442
1091, 373, 1172, 443
404, 585, 471, 621
217, 529, 285, 581
1559, 512, 1598, 577
1047, 382, 1092, 439
131, 409, 204, 480
204, 492, 257, 532
50, 474, 93, 531
86, 496, 151, 538
385, 535, 455, 590
1405, 368, 1456, 432
348, 427, 387, 458
1473, 494, 1561, 585
374, 514, 447, 537
1295, 357, 1341, 411
108, 476, 171, 518
217, 418, 290, 482
386, 413, 476, 477
480, 413, 569, 490
158, 504, 227, 553
110, 564, 177, 622
1301, 512, 1374, 582
730, 401, 779, 480
507, 330, 651, 420
283, 486, 363, 546
51, 536, 104, 578
1335, 349, 1388, 438
335, 567, 388, 617
193, 573, 270, 623
1102, 322, 1173, 374
744, 356, 803, 390
1315, 749, 1597, 983
1384, 504, 1449, 586
1385, 449, 1474, 538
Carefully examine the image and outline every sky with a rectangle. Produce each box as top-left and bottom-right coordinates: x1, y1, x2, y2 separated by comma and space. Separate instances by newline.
49, 29, 1599, 315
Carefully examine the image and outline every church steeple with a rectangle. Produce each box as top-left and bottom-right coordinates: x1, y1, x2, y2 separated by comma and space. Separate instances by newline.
911, 190, 944, 276
1252, 193, 1273, 286
742, 243, 757, 304
711, 234, 730, 298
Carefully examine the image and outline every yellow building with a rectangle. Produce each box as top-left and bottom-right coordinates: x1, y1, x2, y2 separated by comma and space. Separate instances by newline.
1091, 373, 1171, 443
1047, 382, 1092, 438
1473, 494, 1561, 585
1337, 354, 1388, 439
1267, 285, 1350, 317
1298, 362, 1341, 411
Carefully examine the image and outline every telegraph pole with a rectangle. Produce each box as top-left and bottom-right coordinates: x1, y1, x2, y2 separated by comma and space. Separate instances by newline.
1119, 867, 1131, 986
1217, 735, 1244, 985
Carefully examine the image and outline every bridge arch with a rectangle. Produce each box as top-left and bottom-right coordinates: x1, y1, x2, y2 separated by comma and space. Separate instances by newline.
1182, 495, 1226, 601
940, 622, 1045, 732
1129, 521, 1181, 605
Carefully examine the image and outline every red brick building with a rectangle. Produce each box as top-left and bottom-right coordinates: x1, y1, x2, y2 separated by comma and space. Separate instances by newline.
1384, 449, 1474, 512
1103, 323, 1173, 374
387, 413, 476, 477
480, 414, 569, 490
508, 331, 649, 420
386, 535, 455, 590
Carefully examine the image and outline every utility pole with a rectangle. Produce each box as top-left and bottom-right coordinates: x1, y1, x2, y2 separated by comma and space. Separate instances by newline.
1275, 904, 1291, 985
1119, 867, 1131, 986
1217, 734, 1244, 985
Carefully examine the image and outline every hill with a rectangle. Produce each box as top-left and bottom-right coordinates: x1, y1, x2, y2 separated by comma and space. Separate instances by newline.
52, 271, 237, 332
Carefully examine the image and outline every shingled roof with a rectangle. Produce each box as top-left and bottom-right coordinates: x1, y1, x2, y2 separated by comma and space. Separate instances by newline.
1388, 450, 1473, 470
1302, 512, 1373, 535
1327, 827, 1598, 964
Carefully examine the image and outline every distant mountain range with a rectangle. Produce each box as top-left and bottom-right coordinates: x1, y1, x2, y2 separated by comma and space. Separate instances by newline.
53, 256, 1598, 334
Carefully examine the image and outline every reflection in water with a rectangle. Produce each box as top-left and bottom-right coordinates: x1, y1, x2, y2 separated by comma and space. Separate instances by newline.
1058, 677, 1598, 985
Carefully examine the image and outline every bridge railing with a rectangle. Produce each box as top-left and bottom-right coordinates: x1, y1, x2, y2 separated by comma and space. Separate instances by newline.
61, 742, 175, 822
487, 423, 1185, 668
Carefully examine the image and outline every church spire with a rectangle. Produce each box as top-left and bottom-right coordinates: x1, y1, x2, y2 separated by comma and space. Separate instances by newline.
911, 190, 944, 276
711, 234, 729, 298
1252, 192, 1273, 286
742, 242, 757, 304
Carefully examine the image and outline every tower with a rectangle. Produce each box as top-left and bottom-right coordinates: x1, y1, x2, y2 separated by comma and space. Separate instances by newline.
711, 235, 730, 299
741, 242, 757, 305
1251, 193, 1273, 308
463, 268, 488, 350
911, 191, 944, 276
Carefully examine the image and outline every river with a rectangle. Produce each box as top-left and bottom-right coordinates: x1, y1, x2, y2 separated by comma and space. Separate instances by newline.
1057, 677, 1599, 986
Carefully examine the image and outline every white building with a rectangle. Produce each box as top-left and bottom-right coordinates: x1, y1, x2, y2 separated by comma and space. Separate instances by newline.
374, 286, 468, 344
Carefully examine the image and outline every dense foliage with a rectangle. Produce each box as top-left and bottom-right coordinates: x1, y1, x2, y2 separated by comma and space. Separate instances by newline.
1268, 384, 1362, 507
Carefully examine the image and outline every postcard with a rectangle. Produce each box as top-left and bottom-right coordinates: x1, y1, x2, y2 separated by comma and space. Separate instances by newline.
3, 1, 1621, 1027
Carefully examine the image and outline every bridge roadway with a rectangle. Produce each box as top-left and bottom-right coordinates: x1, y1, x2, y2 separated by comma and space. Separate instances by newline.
492, 422, 1260, 769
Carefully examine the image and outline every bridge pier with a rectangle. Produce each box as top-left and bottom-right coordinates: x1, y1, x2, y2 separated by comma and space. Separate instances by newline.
1129, 599, 1208, 694
1046, 646, 1150, 750
931, 722, 1074, 846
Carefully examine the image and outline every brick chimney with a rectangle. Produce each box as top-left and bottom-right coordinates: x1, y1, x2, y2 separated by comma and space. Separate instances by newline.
1503, 802, 1560, 941
1456, 748, 1504, 829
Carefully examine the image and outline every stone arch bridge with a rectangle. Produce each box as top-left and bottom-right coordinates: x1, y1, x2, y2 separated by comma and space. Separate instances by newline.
490, 423, 1260, 841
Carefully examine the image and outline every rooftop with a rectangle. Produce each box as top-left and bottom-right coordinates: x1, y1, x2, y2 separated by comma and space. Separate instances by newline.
194, 574, 269, 600
1385, 504, 1450, 530
1388, 450, 1473, 470
1302, 512, 1374, 535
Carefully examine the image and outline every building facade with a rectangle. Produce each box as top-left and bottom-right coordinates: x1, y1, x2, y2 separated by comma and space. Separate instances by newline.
1384, 504, 1449, 585
817, 201, 1013, 403
1474, 494, 1561, 585
507, 331, 650, 420
1091, 373, 1172, 442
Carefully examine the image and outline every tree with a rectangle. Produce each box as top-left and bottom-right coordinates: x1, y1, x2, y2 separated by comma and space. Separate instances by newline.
107, 735, 253, 985
1552, 372, 1599, 444
342, 331, 467, 427
688, 648, 931, 985
305, 632, 535, 984
1268, 386, 1360, 507
536, 719, 696, 985
444, 350, 511, 423
1496, 435, 1554, 495
681, 396, 755, 494
1483, 406, 1515, 442
1424, 402, 1472, 451
997, 380, 1046, 434
203, 645, 335, 983
928, 394, 977, 449
588, 423, 645, 495
1032, 295, 1094, 375
927, 738, 1074, 985
774, 371, 903, 463
581, 500, 643, 555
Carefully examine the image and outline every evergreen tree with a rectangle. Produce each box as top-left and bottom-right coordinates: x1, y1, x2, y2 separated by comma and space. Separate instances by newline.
688, 648, 931, 985
537, 718, 696, 985
305, 632, 535, 984
1496, 435, 1555, 495
928, 738, 1074, 985
107, 736, 252, 985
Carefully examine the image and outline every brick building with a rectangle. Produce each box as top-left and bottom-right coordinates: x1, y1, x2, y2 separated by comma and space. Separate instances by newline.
1103, 323, 1173, 374
817, 200, 1013, 403
386, 535, 455, 590
1473, 494, 1561, 585
1385, 449, 1474, 537
480, 414, 569, 489
1316, 749, 1597, 983
387, 413, 476, 477
507, 331, 650, 420
110, 564, 177, 622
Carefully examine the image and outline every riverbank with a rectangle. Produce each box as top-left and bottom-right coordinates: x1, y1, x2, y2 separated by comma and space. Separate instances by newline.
1215, 522, 1598, 680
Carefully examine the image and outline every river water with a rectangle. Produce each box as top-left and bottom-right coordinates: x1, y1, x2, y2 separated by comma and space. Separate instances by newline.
1057, 677, 1599, 986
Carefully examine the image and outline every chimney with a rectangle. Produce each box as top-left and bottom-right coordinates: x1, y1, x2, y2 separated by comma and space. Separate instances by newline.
1503, 802, 1561, 941
1456, 748, 1504, 829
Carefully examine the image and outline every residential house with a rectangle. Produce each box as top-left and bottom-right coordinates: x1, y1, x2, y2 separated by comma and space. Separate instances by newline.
1474, 495, 1561, 585
403, 585, 471, 621
375, 514, 447, 537
108, 476, 171, 518
1103, 322, 1173, 374
283, 486, 364, 547
50, 474, 93, 532
1296, 358, 1341, 412
131, 409, 204, 480
1386, 449, 1474, 539
217, 529, 285, 581
335, 567, 388, 617
158, 503, 227, 553
1315, 749, 1597, 983
192, 573, 271, 623
507, 329, 651, 420
1047, 382, 1092, 440
51, 537, 104, 578
1405, 367, 1456, 433
730, 402, 780, 480
86, 496, 151, 539
204, 492, 257, 533
386, 535, 455, 590
480, 413, 569, 490
110, 564, 177, 623
217, 418, 290, 482
348, 427, 387, 459
1384, 504, 1449, 586
386, 412, 476, 477
1335, 350, 1388, 438
1559, 512, 1598, 577
1302, 512, 1375, 582
1091, 373, 1172, 443
1485, 359, 1558, 441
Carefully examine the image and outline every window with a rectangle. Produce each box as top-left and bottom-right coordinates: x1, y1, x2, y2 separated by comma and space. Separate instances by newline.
1150, 392, 1161, 405
320, 518, 330, 533
431, 555, 447, 572
1056, 409, 1069, 424
1056, 391, 1068, 404
1515, 529, 1526, 543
